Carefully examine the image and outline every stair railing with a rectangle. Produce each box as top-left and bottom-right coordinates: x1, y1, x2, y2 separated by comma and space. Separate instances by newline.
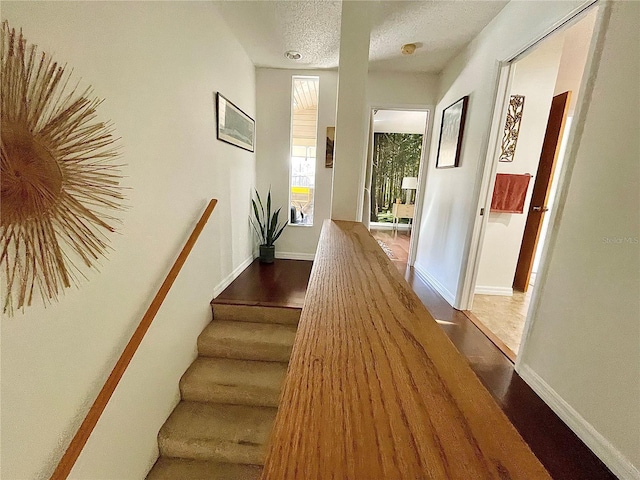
50, 199, 218, 480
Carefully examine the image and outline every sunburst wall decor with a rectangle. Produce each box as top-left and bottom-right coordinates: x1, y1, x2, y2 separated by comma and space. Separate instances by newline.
1, 21, 124, 315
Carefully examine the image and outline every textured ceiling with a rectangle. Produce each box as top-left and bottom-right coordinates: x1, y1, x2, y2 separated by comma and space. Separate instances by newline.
214, 1, 342, 70
214, 1, 508, 73
369, 1, 508, 72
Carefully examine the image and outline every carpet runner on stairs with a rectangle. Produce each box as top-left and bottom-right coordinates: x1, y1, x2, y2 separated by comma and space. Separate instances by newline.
146, 302, 299, 480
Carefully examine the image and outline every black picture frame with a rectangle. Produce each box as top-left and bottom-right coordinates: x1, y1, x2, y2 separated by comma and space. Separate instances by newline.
435, 95, 469, 168
216, 92, 255, 152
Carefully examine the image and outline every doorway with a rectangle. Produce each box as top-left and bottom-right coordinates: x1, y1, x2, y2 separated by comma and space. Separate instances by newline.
366, 109, 429, 272
465, 9, 598, 361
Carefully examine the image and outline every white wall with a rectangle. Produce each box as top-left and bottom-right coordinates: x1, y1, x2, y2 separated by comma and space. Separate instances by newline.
413, 0, 592, 305
254, 69, 437, 258
331, 2, 371, 222
519, 1, 640, 477
255, 68, 338, 259
367, 71, 438, 107
475, 34, 564, 295
554, 9, 598, 114
373, 110, 429, 134
476, 11, 598, 295
1, 3, 256, 479
414, 0, 639, 476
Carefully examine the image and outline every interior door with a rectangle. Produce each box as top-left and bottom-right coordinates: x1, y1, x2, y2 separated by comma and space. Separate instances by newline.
513, 91, 571, 292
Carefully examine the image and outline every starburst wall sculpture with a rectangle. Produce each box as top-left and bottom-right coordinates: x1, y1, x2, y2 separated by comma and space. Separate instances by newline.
1, 22, 125, 315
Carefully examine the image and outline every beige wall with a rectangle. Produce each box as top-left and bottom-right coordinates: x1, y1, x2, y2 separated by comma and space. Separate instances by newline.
1, 3, 256, 479
519, 2, 640, 476
255, 68, 338, 258
254, 69, 438, 258
475, 33, 564, 294
414, 0, 639, 476
555, 9, 599, 114
413, 0, 593, 304
475, 11, 597, 295
368, 71, 438, 107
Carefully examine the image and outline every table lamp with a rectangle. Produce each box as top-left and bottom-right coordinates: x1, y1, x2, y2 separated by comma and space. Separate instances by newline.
401, 176, 418, 203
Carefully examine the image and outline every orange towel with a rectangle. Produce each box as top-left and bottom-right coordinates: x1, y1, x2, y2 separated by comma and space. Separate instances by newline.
490, 173, 531, 213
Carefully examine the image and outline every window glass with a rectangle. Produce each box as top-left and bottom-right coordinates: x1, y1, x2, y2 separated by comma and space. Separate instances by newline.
290, 76, 319, 225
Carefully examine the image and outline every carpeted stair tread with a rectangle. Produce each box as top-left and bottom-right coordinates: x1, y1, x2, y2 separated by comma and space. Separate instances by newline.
212, 303, 300, 325
180, 357, 288, 407
198, 320, 297, 362
146, 457, 262, 480
158, 401, 277, 465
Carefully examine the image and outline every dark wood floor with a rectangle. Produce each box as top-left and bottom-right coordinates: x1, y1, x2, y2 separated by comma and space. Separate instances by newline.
213, 259, 312, 309
370, 228, 411, 268
214, 259, 615, 480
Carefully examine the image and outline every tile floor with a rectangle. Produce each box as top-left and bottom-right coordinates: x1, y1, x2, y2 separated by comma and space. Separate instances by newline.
470, 278, 535, 355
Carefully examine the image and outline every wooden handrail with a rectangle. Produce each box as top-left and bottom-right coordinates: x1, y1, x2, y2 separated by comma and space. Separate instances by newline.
50, 199, 218, 480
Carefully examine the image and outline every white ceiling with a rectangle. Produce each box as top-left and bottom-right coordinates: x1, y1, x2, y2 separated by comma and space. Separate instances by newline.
373, 109, 428, 134
214, 1, 508, 73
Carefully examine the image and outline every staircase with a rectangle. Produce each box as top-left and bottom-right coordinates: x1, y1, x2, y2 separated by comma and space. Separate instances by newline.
146, 303, 299, 480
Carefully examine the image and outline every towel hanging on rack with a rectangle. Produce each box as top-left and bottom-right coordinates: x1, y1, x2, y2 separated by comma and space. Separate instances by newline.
490, 173, 532, 213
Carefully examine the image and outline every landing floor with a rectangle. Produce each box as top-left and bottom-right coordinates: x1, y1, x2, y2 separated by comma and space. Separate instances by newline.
213, 259, 311, 309
215, 258, 614, 480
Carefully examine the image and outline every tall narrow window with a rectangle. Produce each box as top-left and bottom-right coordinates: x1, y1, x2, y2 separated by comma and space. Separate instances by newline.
290, 76, 319, 225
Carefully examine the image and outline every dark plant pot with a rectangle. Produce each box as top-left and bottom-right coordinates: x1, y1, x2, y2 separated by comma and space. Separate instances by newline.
259, 245, 275, 264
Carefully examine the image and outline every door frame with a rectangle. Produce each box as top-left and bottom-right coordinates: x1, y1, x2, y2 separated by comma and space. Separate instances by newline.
459, 0, 602, 310
364, 104, 434, 267
458, 0, 607, 367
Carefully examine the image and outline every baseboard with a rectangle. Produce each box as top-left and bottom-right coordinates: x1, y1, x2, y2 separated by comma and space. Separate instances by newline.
518, 364, 640, 480
275, 251, 316, 261
212, 254, 255, 298
474, 286, 513, 296
413, 263, 457, 306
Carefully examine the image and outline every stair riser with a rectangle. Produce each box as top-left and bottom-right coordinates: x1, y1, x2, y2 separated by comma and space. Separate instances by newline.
212, 304, 300, 325
198, 342, 292, 363
181, 383, 281, 407
147, 458, 262, 480
159, 438, 265, 465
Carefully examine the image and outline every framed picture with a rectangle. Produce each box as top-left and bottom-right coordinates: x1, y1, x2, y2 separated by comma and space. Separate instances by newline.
216, 92, 255, 152
325, 127, 335, 168
436, 95, 469, 168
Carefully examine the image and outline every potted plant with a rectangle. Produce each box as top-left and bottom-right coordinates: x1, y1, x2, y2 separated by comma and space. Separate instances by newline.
251, 188, 287, 264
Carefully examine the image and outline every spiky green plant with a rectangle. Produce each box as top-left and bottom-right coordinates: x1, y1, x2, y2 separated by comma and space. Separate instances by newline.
250, 189, 287, 247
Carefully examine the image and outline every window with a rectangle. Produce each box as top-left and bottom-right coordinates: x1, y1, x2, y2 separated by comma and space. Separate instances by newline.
290, 76, 319, 225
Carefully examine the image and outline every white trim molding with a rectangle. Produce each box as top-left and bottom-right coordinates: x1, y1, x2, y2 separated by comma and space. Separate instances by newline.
275, 251, 316, 261
519, 363, 640, 480
213, 254, 255, 298
414, 263, 456, 306
474, 286, 514, 296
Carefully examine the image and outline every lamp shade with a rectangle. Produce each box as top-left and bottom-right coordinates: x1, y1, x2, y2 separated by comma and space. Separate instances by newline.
401, 176, 418, 189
